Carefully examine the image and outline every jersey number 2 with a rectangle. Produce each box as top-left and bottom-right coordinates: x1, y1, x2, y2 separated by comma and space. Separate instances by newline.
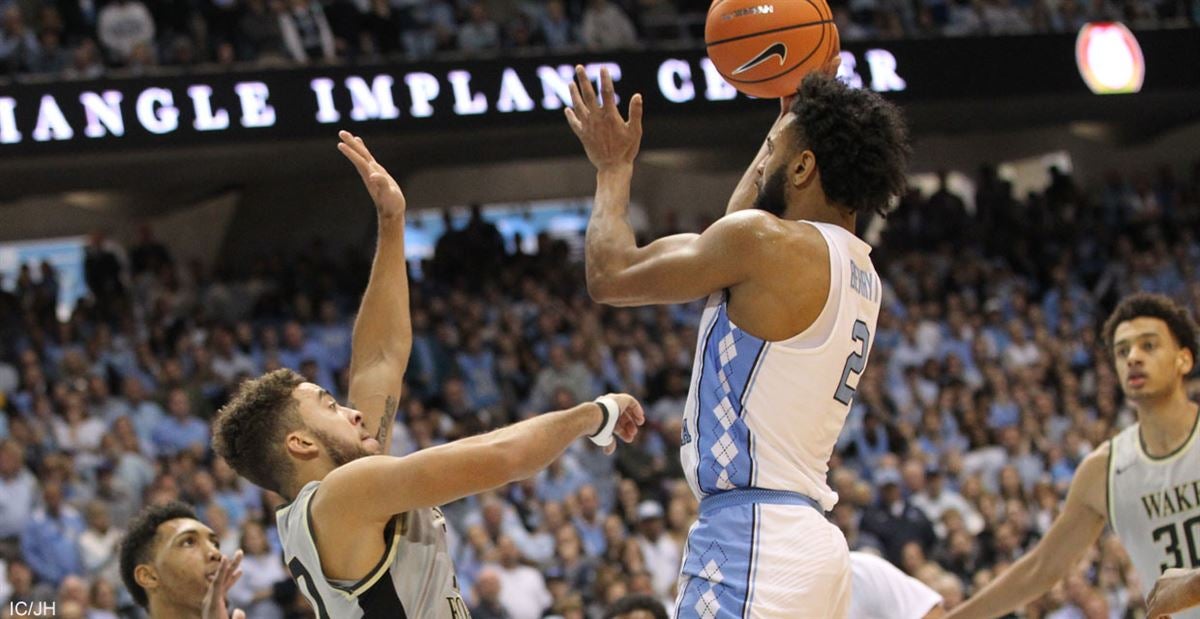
834, 320, 871, 405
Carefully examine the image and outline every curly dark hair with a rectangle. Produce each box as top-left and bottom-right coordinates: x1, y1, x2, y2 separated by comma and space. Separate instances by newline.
119, 501, 197, 608
788, 73, 911, 216
212, 368, 305, 496
1103, 293, 1199, 362
604, 594, 669, 619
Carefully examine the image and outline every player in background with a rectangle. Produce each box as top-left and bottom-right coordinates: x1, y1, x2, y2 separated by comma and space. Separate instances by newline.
212, 131, 645, 618
946, 293, 1200, 619
118, 502, 245, 619
849, 552, 944, 619
565, 65, 909, 617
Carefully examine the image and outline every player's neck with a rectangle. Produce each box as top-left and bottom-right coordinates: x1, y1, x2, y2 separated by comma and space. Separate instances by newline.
785, 201, 855, 233
289, 460, 335, 496
148, 596, 202, 619
1136, 388, 1198, 457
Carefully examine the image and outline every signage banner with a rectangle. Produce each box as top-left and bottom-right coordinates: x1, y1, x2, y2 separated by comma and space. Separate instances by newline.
0, 29, 1196, 155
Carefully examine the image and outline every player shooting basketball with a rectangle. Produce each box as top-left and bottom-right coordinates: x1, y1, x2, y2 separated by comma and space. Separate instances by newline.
565, 65, 909, 617
212, 131, 645, 618
947, 293, 1200, 619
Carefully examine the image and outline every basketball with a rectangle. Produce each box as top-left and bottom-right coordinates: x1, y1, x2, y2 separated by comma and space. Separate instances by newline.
705, 0, 840, 98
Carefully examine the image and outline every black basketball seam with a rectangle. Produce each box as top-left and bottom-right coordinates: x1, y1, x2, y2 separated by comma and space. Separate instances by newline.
705, 18, 834, 47
717, 20, 830, 84
805, 0, 831, 22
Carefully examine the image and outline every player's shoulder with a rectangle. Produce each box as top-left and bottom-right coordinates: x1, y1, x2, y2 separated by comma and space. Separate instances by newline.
711, 209, 787, 239
1078, 440, 1112, 477
1069, 440, 1114, 515
311, 455, 396, 522
711, 210, 826, 256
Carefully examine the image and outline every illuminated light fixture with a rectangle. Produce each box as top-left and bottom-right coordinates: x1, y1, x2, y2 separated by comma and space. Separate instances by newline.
1076, 22, 1145, 95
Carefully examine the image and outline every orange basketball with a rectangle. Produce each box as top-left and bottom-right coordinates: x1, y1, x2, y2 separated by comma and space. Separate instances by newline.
706, 0, 840, 99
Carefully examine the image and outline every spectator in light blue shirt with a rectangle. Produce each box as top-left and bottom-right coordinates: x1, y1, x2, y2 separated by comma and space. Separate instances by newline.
457, 333, 501, 409
116, 376, 163, 451
150, 388, 209, 457
21, 480, 85, 586
571, 485, 607, 558
278, 321, 334, 388
536, 456, 587, 504
0, 440, 39, 540
539, 0, 574, 49
313, 300, 352, 373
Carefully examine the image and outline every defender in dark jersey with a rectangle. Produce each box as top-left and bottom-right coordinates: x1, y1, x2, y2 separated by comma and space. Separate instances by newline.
212, 132, 645, 618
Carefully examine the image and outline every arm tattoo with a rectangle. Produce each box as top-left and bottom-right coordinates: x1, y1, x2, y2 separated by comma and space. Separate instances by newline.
375, 395, 398, 443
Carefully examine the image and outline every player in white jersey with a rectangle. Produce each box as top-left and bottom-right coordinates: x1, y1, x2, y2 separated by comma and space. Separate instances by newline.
1146, 567, 1200, 617
849, 552, 944, 619
565, 66, 910, 617
947, 293, 1200, 619
212, 131, 646, 618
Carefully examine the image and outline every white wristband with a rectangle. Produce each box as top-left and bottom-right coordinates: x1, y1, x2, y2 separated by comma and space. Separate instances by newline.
589, 397, 620, 447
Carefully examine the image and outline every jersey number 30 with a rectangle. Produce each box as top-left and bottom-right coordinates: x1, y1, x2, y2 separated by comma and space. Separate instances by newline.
834, 320, 871, 405
1154, 516, 1200, 572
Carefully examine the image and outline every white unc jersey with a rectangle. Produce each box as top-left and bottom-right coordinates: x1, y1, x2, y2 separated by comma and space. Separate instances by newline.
1109, 416, 1200, 619
680, 221, 882, 510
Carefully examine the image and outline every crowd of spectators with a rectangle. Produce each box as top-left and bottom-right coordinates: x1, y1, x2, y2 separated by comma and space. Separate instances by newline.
0, 0, 1197, 80
0, 157, 1199, 618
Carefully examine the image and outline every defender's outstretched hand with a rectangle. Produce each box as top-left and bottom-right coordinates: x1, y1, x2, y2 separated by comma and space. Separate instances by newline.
337, 130, 406, 220
202, 550, 245, 619
565, 66, 643, 171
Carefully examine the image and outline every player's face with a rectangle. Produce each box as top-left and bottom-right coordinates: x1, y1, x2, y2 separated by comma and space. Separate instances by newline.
141, 518, 221, 611
753, 119, 798, 217
1112, 317, 1192, 401
754, 166, 789, 217
294, 383, 380, 464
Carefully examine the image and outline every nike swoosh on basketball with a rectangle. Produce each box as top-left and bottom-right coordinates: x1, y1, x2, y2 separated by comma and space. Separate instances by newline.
732, 42, 787, 75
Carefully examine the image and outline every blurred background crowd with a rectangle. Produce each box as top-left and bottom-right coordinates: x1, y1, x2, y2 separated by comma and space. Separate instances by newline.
1, 157, 1200, 619
0, 0, 1198, 80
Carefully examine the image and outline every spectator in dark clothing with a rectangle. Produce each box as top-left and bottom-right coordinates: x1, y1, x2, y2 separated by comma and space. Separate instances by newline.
83, 232, 124, 317
0, 6, 40, 74
461, 204, 506, 284
279, 0, 335, 63
27, 29, 70, 73
925, 170, 969, 244
201, 0, 240, 51
361, 0, 400, 57
236, 0, 288, 62
322, 0, 362, 58
605, 593, 669, 619
860, 481, 938, 566
432, 209, 465, 281
56, 0, 98, 44
128, 224, 172, 277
